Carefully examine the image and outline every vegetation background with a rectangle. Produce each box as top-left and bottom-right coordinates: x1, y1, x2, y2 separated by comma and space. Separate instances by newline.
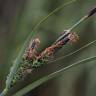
0, 0, 96, 96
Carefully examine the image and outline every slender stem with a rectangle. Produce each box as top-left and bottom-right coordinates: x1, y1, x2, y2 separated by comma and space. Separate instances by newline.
68, 7, 96, 32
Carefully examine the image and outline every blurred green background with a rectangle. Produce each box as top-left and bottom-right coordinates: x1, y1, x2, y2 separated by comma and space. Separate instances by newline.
0, 0, 96, 96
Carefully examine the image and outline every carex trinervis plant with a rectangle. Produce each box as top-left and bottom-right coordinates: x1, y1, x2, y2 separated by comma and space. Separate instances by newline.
9, 32, 78, 87
0, 0, 96, 96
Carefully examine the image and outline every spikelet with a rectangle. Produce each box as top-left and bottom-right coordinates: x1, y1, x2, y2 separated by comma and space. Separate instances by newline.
10, 38, 40, 87
10, 32, 78, 87
37, 32, 79, 60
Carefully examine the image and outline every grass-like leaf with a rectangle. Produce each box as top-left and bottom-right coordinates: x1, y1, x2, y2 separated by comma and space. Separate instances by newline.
13, 56, 96, 96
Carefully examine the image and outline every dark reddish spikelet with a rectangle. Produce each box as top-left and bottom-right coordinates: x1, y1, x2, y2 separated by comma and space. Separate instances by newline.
37, 32, 79, 59
88, 7, 96, 17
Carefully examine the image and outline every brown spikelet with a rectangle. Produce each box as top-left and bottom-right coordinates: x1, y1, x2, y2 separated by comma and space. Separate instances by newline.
23, 38, 40, 60
88, 7, 96, 17
37, 32, 79, 60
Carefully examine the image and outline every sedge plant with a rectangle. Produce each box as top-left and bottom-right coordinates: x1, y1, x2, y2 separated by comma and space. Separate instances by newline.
0, 0, 96, 96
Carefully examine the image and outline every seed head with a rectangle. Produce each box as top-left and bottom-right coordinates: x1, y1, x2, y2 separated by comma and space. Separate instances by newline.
88, 7, 96, 17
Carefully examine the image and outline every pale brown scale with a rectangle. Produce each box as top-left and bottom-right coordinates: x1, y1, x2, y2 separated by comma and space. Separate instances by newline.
68, 32, 79, 44
23, 38, 40, 60
21, 68, 32, 78
38, 42, 63, 59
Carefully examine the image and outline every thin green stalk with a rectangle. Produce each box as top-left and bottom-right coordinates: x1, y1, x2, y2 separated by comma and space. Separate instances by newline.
69, 15, 88, 31
13, 56, 96, 96
32, 0, 76, 34
69, 7, 96, 32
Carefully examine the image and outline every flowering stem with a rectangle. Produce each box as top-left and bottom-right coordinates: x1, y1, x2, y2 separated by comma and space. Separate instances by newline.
55, 7, 96, 43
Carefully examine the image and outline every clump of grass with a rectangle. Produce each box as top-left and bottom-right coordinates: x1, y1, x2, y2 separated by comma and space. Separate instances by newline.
0, 1, 96, 96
